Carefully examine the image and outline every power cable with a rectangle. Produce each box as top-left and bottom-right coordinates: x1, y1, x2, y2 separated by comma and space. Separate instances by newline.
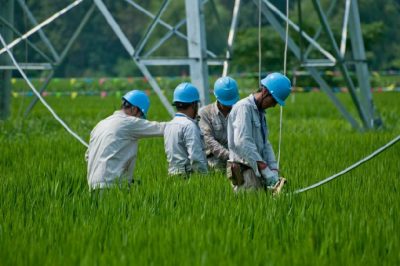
294, 134, 400, 194
0, 0, 83, 55
0, 33, 89, 148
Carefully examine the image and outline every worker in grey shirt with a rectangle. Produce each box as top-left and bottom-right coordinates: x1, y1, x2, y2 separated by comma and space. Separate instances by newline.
86, 90, 166, 190
164, 83, 208, 176
198, 76, 239, 170
227, 73, 292, 194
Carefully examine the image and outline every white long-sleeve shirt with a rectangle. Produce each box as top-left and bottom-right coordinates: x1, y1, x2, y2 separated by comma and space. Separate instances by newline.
164, 113, 208, 175
86, 110, 166, 189
227, 95, 278, 177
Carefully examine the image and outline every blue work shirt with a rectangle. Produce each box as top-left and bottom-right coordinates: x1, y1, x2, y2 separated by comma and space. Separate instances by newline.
227, 94, 278, 177
164, 113, 208, 175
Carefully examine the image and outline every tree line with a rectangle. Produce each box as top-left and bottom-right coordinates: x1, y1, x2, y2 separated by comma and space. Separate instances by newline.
10, 0, 400, 77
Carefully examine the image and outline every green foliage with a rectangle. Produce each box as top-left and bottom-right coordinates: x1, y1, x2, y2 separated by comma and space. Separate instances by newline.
1, 88, 399, 265
10, 0, 400, 78
231, 26, 296, 73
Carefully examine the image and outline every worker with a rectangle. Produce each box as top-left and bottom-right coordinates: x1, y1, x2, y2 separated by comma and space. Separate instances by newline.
226, 72, 292, 194
198, 76, 239, 170
164, 82, 208, 176
86, 90, 166, 190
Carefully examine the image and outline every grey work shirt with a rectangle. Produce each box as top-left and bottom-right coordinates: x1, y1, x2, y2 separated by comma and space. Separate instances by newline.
86, 110, 166, 189
198, 102, 229, 168
164, 113, 208, 175
227, 94, 278, 177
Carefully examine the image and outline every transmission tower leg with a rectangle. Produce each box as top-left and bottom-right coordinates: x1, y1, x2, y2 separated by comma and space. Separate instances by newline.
256, 0, 360, 130
311, 0, 370, 129
185, 0, 210, 106
24, 4, 95, 117
0, 0, 13, 120
348, 0, 382, 128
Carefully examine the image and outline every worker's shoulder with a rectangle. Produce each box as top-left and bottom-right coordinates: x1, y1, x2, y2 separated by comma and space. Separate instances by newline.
166, 118, 198, 137
182, 121, 201, 137
232, 96, 253, 112
166, 116, 192, 128
94, 112, 124, 127
180, 118, 200, 131
105, 110, 136, 123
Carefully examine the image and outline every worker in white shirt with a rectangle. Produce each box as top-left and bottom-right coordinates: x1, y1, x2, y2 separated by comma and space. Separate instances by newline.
198, 76, 239, 170
86, 90, 166, 190
227, 73, 292, 194
164, 83, 208, 176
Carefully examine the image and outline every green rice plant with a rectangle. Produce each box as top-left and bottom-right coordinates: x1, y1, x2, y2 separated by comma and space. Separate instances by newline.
0, 90, 399, 266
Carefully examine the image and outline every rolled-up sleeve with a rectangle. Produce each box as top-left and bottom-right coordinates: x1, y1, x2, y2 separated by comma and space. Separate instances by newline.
184, 124, 208, 174
198, 110, 229, 160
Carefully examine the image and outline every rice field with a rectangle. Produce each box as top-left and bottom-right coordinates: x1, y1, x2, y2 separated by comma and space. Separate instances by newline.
0, 89, 399, 265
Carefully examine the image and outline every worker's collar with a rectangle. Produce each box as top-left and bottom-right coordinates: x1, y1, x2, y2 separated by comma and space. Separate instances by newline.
175, 112, 197, 122
251, 94, 265, 112
213, 102, 227, 119
114, 110, 128, 116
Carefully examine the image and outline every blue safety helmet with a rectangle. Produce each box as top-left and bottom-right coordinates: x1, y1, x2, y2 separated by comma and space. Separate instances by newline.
122, 90, 150, 118
173, 82, 200, 103
214, 76, 239, 107
260, 72, 292, 106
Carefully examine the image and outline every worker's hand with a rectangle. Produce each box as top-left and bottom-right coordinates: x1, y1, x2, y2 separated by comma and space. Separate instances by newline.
257, 161, 267, 171
271, 169, 279, 176
260, 167, 279, 186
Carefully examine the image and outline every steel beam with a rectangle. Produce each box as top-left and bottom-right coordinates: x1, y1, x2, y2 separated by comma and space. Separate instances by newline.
24, 5, 96, 116
262, 0, 336, 64
0, 16, 54, 63
140, 58, 224, 66
0, 0, 13, 120
185, 0, 210, 105
0, 0, 83, 56
143, 19, 186, 58
140, 58, 194, 66
340, 0, 351, 56
0, 63, 52, 70
124, 0, 217, 58
222, 0, 241, 77
17, 0, 60, 61
94, 0, 175, 116
348, 0, 381, 128
303, 0, 337, 60
256, 0, 360, 130
297, 0, 304, 63
311, 0, 370, 129
134, 0, 170, 57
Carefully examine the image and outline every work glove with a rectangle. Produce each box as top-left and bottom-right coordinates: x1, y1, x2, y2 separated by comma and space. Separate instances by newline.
260, 167, 279, 187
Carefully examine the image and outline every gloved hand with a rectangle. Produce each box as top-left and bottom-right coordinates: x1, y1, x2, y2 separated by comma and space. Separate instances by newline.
260, 167, 279, 187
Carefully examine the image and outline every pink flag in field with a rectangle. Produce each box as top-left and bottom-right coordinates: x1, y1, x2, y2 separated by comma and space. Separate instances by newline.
99, 78, 107, 86
101, 91, 107, 98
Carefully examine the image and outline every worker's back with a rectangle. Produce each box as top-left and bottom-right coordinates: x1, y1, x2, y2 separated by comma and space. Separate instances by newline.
164, 113, 207, 176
